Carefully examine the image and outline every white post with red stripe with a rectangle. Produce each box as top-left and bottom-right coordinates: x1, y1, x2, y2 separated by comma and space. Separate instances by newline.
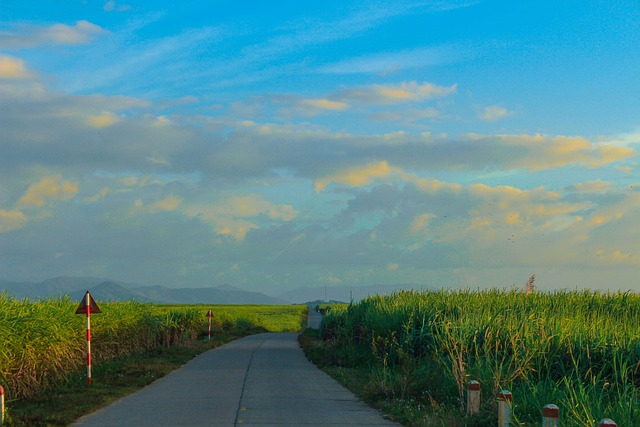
207, 309, 213, 340
76, 291, 101, 385
599, 419, 617, 427
466, 380, 480, 414
498, 390, 512, 427
542, 404, 559, 426
86, 291, 92, 384
1, 385, 4, 425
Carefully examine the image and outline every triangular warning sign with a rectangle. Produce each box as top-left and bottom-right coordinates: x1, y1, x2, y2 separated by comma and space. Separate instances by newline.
75, 291, 101, 314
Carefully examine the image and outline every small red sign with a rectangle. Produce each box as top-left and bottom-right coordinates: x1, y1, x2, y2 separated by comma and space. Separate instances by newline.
75, 291, 102, 314
207, 309, 213, 318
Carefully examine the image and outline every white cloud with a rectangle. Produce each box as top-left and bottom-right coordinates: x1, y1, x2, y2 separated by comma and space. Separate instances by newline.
84, 187, 111, 203
468, 133, 636, 171
594, 249, 640, 266
0, 209, 27, 233
599, 131, 640, 148
315, 161, 396, 192
147, 196, 182, 212
0, 55, 34, 79
479, 105, 512, 121
570, 180, 616, 193
299, 98, 349, 111
17, 175, 78, 208
47, 21, 107, 45
320, 46, 459, 75
184, 195, 298, 240
104, 1, 132, 12
0, 21, 108, 49
335, 81, 457, 105
86, 111, 120, 128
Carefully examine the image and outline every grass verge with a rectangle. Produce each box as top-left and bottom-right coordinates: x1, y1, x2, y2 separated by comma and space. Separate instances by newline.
5, 329, 262, 426
299, 328, 491, 426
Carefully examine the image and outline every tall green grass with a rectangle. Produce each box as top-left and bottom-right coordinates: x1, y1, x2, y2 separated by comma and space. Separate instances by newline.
321, 289, 640, 425
159, 304, 308, 333
0, 295, 306, 402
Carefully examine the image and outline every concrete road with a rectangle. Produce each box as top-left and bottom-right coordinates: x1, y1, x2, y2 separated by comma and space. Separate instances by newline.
72, 318, 398, 426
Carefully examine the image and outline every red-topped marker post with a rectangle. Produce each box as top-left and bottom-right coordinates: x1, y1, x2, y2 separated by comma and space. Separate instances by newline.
76, 291, 101, 385
466, 380, 480, 414
498, 390, 512, 427
207, 309, 214, 340
542, 404, 559, 426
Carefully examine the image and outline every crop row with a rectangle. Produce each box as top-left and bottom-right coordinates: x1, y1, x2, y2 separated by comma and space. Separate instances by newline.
321, 289, 640, 425
0, 295, 306, 401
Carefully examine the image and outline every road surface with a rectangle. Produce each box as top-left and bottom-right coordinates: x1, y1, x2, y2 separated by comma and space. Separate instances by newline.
72, 310, 398, 426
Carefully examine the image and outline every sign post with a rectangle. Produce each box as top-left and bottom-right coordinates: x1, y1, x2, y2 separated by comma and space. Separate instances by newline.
76, 291, 101, 385
207, 309, 213, 340
1, 385, 4, 425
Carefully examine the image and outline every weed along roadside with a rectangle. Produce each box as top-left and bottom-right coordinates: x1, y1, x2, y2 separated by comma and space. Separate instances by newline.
0, 295, 307, 426
300, 290, 640, 426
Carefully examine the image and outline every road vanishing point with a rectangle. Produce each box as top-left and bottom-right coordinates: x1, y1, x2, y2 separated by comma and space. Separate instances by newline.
72, 310, 400, 426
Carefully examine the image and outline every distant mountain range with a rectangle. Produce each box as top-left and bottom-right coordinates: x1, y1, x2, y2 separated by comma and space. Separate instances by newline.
0, 277, 289, 305
276, 283, 435, 304
0, 276, 435, 305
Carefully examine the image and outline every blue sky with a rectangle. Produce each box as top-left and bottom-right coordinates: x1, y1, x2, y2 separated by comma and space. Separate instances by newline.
1, 0, 639, 293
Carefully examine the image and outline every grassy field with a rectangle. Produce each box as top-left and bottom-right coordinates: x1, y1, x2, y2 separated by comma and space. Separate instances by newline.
158, 304, 307, 333
0, 295, 306, 426
313, 289, 640, 426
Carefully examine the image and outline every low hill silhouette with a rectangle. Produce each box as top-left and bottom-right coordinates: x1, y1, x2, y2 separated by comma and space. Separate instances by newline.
0, 276, 289, 305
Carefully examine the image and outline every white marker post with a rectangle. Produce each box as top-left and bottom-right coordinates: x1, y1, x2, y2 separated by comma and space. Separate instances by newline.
542, 404, 559, 426
466, 380, 480, 414
207, 309, 213, 340
498, 390, 512, 427
75, 291, 101, 385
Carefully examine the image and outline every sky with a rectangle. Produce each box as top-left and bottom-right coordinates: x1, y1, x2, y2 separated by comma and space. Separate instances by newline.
1, 0, 639, 294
